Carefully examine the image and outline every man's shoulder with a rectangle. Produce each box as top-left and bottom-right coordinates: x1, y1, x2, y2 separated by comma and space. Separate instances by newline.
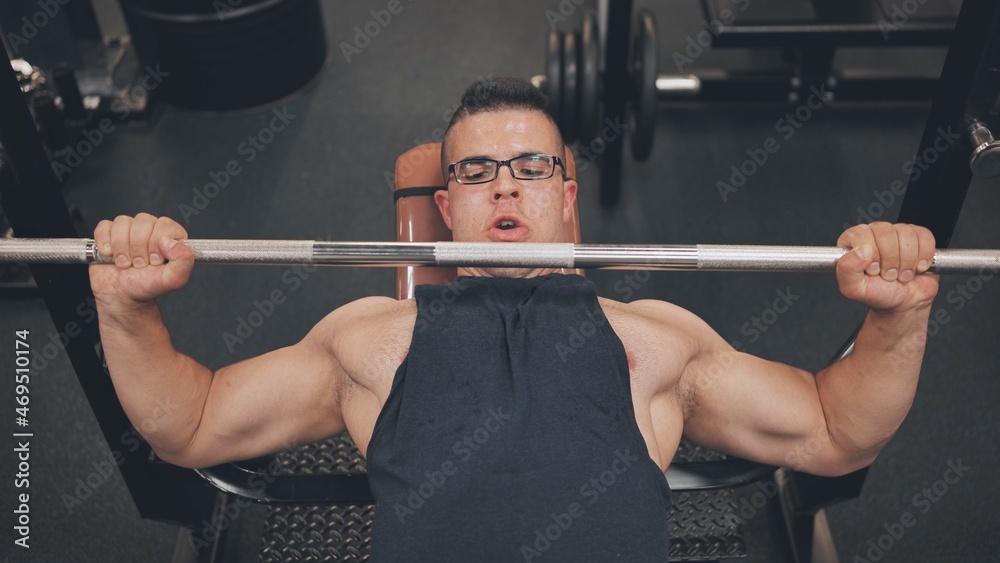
598, 296, 704, 331
312, 296, 415, 340
598, 296, 718, 361
334, 295, 416, 324
319, 296, 415, 374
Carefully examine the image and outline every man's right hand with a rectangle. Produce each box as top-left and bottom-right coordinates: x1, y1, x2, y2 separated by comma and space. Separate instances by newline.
90, 213, 195, 305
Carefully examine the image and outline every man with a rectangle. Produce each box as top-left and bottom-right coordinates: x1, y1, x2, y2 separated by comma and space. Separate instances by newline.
91, 77, 938, 561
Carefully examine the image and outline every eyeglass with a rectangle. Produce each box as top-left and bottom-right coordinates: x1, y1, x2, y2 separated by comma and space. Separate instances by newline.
448, 154, 566, 185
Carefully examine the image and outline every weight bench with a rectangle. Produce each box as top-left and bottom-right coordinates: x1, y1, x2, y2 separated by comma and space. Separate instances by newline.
197, 143, 783, 561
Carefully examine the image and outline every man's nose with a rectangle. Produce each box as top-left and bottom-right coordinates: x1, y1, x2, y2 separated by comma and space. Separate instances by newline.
491, 166, 520, 200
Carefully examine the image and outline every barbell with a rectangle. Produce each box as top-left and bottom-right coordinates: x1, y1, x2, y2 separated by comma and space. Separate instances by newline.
1, 238, 998, 273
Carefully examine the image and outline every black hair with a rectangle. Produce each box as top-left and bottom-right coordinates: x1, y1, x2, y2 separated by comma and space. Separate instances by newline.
441, 76, 562, 177
448, 76, 554, 127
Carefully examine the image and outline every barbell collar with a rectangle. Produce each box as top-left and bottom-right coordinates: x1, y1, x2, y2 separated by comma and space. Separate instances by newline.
2, 238, 1000, 274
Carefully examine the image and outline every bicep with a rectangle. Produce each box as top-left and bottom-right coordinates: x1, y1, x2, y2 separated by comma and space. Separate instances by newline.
677, 316, 853, 475
179, 312, 347, 468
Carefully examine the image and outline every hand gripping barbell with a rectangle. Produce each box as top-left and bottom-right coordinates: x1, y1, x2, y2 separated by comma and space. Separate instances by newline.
1, 238, 998, 273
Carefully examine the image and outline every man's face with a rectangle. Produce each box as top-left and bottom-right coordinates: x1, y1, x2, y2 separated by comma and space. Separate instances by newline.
435, 109, 578, 278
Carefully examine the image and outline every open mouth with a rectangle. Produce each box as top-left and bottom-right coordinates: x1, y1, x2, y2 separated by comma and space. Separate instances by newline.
489, 216, 527, 241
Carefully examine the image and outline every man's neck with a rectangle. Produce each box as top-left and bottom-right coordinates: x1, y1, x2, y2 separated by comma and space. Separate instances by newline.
457, 267, 561, 278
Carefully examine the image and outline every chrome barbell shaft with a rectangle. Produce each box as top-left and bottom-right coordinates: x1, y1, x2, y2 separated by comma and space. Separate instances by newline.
1, 238, 999, 274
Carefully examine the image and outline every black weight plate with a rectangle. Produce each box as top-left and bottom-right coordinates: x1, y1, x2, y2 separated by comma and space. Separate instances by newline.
546, 30, 564, 132
579, 10, 601, 146
629, 10, 657, 161
562, 30, 579, 143
598, 134, 624, 206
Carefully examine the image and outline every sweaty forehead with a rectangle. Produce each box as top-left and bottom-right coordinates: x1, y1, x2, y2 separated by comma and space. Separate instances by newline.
448, 110, 562, 160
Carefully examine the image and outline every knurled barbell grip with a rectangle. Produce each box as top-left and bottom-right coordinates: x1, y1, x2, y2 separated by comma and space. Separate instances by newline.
1, 238, 999, 274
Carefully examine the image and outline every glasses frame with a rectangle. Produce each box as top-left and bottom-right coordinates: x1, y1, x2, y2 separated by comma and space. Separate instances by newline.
447, 153, 568, 185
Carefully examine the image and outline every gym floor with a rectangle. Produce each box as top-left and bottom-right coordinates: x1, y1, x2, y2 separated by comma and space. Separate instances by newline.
2, 1, 998, 562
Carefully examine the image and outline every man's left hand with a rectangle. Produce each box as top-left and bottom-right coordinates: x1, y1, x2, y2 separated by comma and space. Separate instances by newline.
836, 222, 939, 312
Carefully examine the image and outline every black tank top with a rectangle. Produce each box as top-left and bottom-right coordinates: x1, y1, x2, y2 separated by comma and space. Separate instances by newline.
366, 274, 672, 562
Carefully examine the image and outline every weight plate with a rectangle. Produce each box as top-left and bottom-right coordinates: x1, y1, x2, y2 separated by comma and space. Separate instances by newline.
598, 135, 624, 206
629, 10, 657, 161
562, 30, 579, 143
546, 30, 564, 132
579, 10, 601, 147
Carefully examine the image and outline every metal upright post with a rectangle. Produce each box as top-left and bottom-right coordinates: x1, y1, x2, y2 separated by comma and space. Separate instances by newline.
0, 44, 215, 527
896, 0, 1000, 244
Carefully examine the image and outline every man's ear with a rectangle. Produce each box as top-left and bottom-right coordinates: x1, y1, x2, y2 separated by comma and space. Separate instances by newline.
434, 188, 454, 230
562, 179, 578, 224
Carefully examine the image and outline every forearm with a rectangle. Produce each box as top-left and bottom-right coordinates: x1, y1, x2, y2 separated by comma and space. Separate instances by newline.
816, 304, 932, 457
96, 298, 212, 462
